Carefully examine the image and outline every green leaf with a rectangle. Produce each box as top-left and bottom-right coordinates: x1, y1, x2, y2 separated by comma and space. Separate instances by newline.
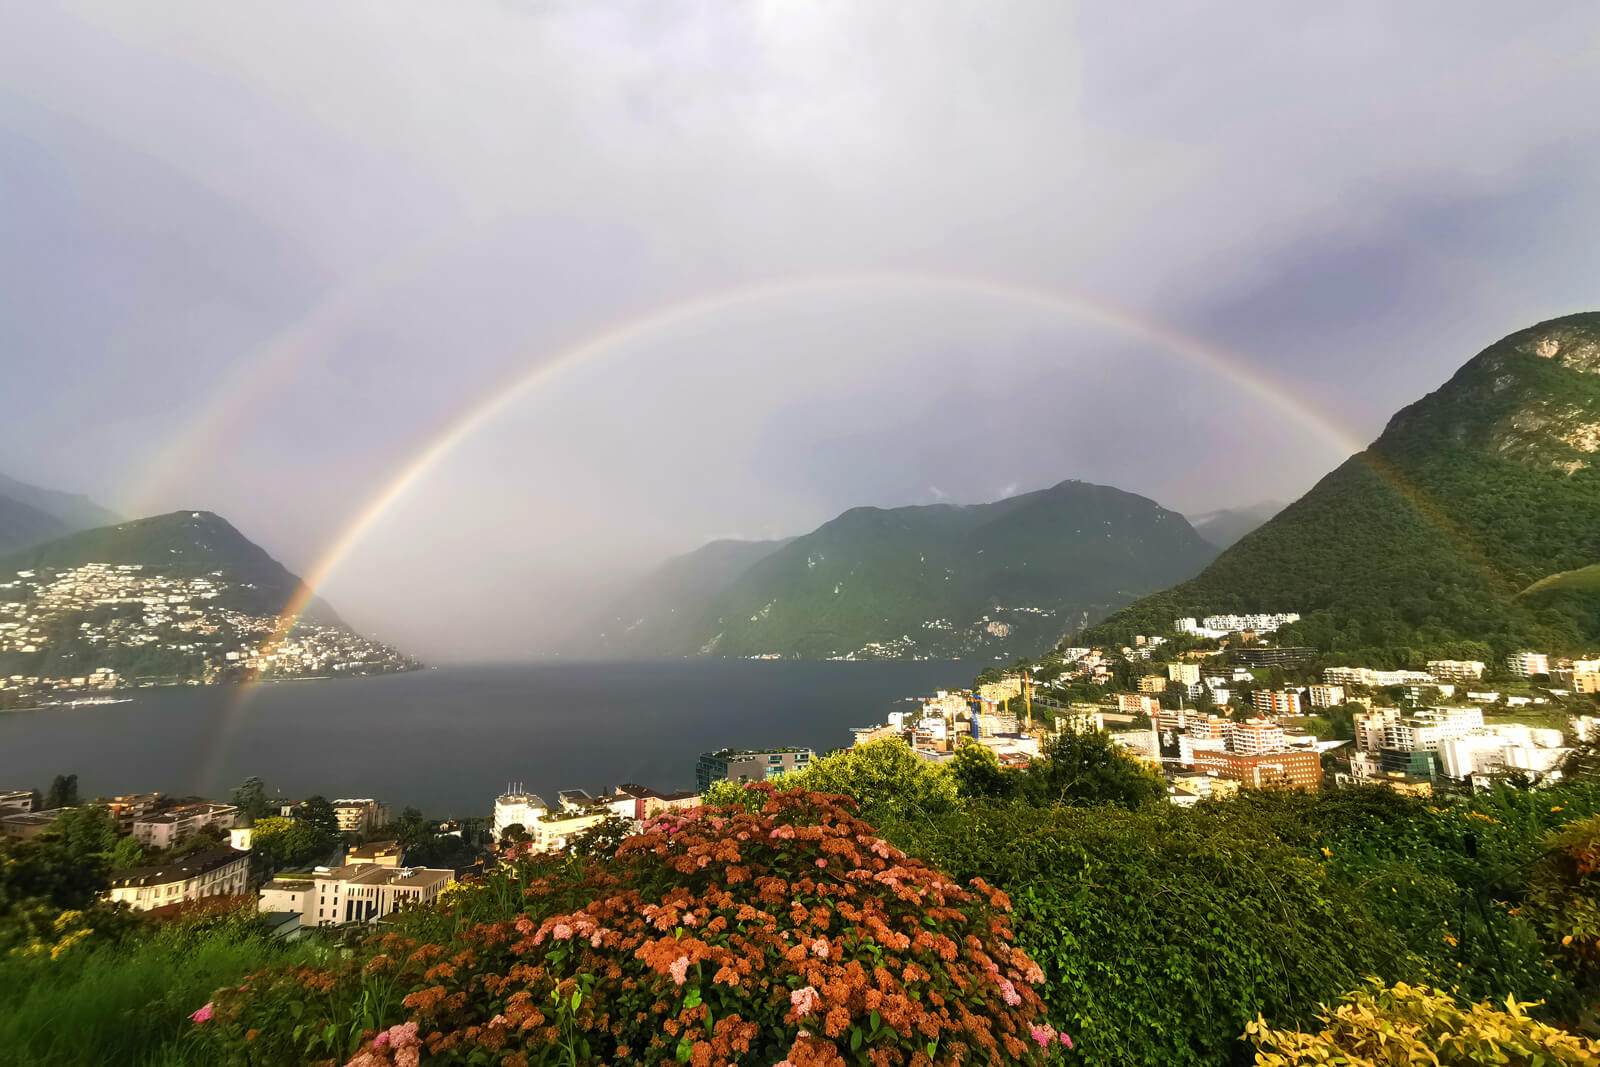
571, 989, 582, 1011
675, 1035, 695, 1062
851, 1028, 863, 1051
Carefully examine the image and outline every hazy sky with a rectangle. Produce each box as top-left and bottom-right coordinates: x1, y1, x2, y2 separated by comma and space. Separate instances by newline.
4, 2, 1600, 659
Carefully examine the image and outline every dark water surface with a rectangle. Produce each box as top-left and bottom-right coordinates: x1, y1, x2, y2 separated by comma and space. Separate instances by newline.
0, 660, 977, 817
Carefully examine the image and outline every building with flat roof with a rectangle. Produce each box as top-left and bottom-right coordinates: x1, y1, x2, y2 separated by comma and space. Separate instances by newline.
133, 802, 238, 850
1427, 660, 1485, 683
1307, 684, 1345, 708
1251, 689, 1301, 718
1506, 651, 1551, 677
260, 863, 453, 927
1189, 749, 1322, 790
1233, 647, 1317, 669
0, 807, 67, 840
344, 840, 404, 868
0, 790, 35, 816
107, 846, 251, 912
694, 748, 813, 792
330, 799, 389, 835
606, 784, 701, 821
492, 791, 549, 842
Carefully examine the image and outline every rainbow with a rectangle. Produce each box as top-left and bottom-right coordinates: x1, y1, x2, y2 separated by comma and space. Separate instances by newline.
190, 270, 1376, 781
262, 269, 1370, 642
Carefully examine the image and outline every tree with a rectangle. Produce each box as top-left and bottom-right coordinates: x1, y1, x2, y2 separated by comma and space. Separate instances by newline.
1013, 726, 1167, 809
251, 816, 328, 873
43, 773, 79, 810
295, 795, 338, 838
783, 738, 958, 821
109, 835, 146, 871
41, 805, 119, 860
952, 740, 1013, 799
229, 776, 270, 821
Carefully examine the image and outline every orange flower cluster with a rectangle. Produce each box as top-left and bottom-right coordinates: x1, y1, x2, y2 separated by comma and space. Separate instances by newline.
195, 787, 1071, 1066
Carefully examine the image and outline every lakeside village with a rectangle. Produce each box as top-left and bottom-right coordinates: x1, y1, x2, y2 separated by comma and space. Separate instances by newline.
4, 609, 1600, 933
0, 562, 413, 706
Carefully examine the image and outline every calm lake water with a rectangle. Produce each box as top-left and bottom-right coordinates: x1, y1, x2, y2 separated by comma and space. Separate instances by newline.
0, 660, 979, 818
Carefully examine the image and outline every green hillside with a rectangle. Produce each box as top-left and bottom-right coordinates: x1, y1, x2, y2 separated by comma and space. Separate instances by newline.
0, 510, 335, 622
587, 537, 793, 655
1081, 312, 1600, 661
604, 480, 1218, 660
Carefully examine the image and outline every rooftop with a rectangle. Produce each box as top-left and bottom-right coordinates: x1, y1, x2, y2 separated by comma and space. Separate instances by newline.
109, 846, 249, 888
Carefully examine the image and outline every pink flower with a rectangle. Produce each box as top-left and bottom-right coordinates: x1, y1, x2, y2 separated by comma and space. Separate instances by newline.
1024, 964, 1045, 984
1060, 1032, 1074, 1048
815, 859, 827, 868
790, 985, 821, 1016
669, 956, 691, 985
189, 1003, 213, 1024
590, 931, 604, 947
552, 923, 574, 940
999, 979, 1020, 1006
810, 938, 829, 958
682, 912, 698, 927
374, 1032, 390, 1048
1031, 1025, 1054, 1047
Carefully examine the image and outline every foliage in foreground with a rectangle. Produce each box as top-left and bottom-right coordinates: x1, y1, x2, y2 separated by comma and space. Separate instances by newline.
0, 907, 327, 1067
194, 787, 1074, 1066
1245, 980, 1600, 1066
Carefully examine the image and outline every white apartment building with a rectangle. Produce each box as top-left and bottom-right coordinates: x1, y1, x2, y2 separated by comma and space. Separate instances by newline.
492, 791, 549, 842
1353, 708, 1402, 753
1439, 726, 1569, 780
0, 790, 34, 815
1201, 613, 1301, 634
1506, 651, 1551, 677
1167, 662, 1201, 686
261, 863, 454, 927
1382, 707, 1485, 753
1323, 667, 1435, 688
132, 802, 238, 850
1229, 717, 1287, 755
107, 846, 251, 912
1307, 684, 1345, 708
331, 799, 389, 835
529, 809, 612, 852
1427, 660, 1486, 683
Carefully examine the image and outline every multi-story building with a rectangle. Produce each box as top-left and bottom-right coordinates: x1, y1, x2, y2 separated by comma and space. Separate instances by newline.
492, 791, 549, 842
1189, 749, 1322, 790
107, 846, 252, 912
1115, 693, 1160, 716
102, 793, 163, 834
260, 863, 454, 927
1352, 708, 1401, 753
694, 748, 814, 792
976, 678, 1023, 704
1166, 662, 1201, 686
1382, 707, 1485, 753
1438, 726, 1569, 781
1233, 648, 1318, 669
132, 802, 238, 850
331, 799, 390, 835
1251, 689, 1301, 718
1506, 651, 1551, 677
1323, 667, 1434, 689
605, 784, 701, 822
1199, 613, 1301, 634
1307, 684, 1345, 709
344, 840, 405, 868
0, 790, 34, 815
1228, 717, 1287, 755
0, 808, 66, 840
1137, 675, 1167, 694
1427, 660, 1486, 683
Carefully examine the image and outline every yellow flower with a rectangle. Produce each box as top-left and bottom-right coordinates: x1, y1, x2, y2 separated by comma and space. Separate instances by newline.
1563, 935, 1574, 946
1550, 806, 1564, 812
1320, 847, 1332, 858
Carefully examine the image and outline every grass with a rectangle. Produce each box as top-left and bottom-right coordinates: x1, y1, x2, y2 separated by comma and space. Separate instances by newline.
1519, 562, 1600, 598
0, 912, 329, 1067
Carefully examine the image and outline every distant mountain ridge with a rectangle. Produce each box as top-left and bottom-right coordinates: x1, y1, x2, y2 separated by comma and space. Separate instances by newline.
585, 480, 1219, 660
0, 471, 121, 554
1082, 312, 1600, 658
1186, 501, 1282, 550
0, 510, 413, 698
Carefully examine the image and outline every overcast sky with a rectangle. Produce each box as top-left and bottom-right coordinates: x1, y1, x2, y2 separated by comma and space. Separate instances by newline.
3, 1, 1600, 659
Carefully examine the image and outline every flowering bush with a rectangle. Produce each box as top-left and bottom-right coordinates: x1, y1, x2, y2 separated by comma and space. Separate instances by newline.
1244, 980, 1600, 1066
193, 786, 1070, 1065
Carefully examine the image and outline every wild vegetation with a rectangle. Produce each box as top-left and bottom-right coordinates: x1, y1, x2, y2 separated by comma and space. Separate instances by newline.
7, 738, 1600, 1065
1084, 313, 1600, 661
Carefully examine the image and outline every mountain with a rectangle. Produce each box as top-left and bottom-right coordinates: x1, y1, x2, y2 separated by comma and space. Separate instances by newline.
0, 511, 414, 698
1082, 312, 1600, 659
0, 494, 69, 556
1186, 501, 1283, 550
588, 537, 793, 655
0, 472, 120, 531
590, 481, 1218, 660
0, 471, 120, 554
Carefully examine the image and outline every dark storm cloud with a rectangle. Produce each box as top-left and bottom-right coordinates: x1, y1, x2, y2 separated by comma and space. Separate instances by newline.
2, 1, 1599, 658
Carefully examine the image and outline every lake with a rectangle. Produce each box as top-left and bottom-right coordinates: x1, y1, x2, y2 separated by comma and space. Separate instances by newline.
0, 660, 979, 817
